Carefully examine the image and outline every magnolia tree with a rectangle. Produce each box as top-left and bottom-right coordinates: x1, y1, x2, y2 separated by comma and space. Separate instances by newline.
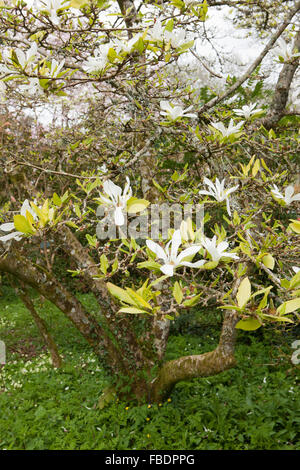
0, 0, 299, 402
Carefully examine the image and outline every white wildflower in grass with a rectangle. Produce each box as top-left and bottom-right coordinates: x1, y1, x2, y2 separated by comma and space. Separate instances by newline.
199, 177, 239, 217
271, 184, 300, 205
292, 267, 300, 274
275, 37, 300, 62
146, 229, 205, 277
100, 177, 132, 226
233, 103, 263, 120
0, 199, 37, 243
160, 100, 197, 122
210, 119, 244, 139
202, 235, 239, 263
291, 340, 300, 365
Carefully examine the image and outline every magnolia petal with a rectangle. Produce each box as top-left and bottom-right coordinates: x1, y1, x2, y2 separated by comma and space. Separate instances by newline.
176, 245, 201, 264
114, 206, 125, 226
217, 241, 229, 253
20, 199, 36, 219
226, 198, 232, 217
146, 240, 168, 262
0, 231, 23, 242
285, 185, 295, 201
221, 252, 239, 260
181, 259, 206, 268
0, 222, 15, 232
291, 193, 300, 202
160, 263, 174, 277
170, 230, 182, 261
103, 180, 122, 201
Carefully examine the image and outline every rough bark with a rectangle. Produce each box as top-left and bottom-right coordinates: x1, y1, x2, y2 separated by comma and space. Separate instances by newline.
0, 245, 126, 373
262, 29, 300, 128
150, 311, 239, 402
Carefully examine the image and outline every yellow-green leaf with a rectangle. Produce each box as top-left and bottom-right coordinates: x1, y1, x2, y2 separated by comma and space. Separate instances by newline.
251, 159, 260, 177
173, 281, 183, 305
106, 282, 137, 306
127, 197, 150, 214
235, 318, 261, 331
118, 307, 149, 314
289, 220, 300, 234
125, 288, 152, 310
13, 215, 35, 234
277, 298, 300, 315
236, 277, 251, 308
262, 254, 275, 270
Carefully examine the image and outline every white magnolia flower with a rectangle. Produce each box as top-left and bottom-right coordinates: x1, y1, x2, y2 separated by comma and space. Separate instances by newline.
49, 58, 65, 78
210, 119, 244, 138
114, 34, 142, 54
0, 200, 37, 243
292, 266, 300, 274
202, 235, 239, 263
98, 163, 108, 174
82, 44, 112, 74
233, 103, 263, 120
146, 229, 205, 277
19, 77, 44, 96
160, 100, 197, 121
147, 20, 165, 42
271, 184, 300, 205
39, 0, 71, 25
165, 29, 188, 49
199, 177, 239, 217
100, 177, 132, 226
13, 42, 38, 70
23, 0, 37, 8
275, 38, 300, 62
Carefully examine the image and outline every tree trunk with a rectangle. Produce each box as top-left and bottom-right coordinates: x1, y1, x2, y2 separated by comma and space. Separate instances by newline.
11, 279, 62, 368
150, 311, 239, 402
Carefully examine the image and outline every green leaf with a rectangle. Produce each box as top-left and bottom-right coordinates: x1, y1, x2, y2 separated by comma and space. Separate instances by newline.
235, 318, 261, 331
236, 277, 251, 308
289, 220, 300, 234
125, 288, 152, 310
137, 260, 162, 271
106, 282, 137, 306
100, 254, 109, 274
277, 298, 300, 315
118, 307, 149, 314
127, 197, 150, 214
53, 193, 62, 207
262, 253, 275, 270
183, 292, 202, 307
86, 234, 97, 248
13, 214, 35, 234
173, 281, 183, 305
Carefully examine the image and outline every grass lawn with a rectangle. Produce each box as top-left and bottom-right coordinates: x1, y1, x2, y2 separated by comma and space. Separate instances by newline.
0, 285, 299, 450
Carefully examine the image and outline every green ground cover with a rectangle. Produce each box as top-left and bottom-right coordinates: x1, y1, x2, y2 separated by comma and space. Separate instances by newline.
0, 286, 299, 450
